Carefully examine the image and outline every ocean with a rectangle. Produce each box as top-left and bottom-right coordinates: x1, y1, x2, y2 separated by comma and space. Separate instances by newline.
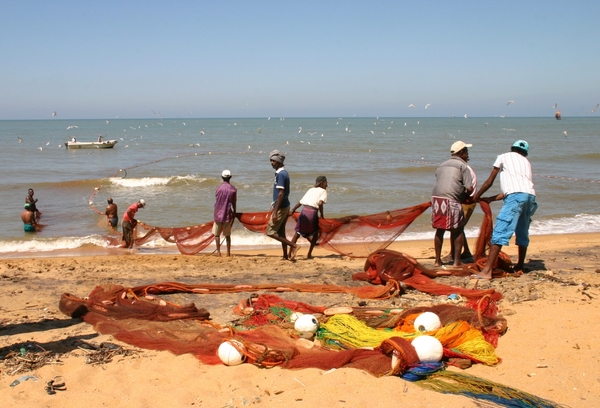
2, 117, 599, 254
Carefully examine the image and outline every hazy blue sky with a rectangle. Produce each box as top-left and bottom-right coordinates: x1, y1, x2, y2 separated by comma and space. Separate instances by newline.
1, 1, 599, 119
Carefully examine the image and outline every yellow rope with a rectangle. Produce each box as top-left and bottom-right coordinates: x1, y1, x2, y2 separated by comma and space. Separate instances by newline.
319, 315, 499, 366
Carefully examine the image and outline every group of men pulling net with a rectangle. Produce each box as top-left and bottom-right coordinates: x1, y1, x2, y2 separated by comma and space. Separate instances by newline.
61, 197, 565, 407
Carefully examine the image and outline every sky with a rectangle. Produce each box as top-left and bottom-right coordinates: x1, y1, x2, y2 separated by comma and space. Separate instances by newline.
1, 1, 599, 119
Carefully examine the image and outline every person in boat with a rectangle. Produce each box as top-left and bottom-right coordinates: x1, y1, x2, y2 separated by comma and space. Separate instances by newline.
105, 197, 118, 228
98, 135, 103, 142
431, 141, 474, 268
472, 140, 537, 279
22, 204, 37, 233
71, 137, 76, 143
25, 188, 42, 223
121, 199, 146, 249
289, 175, 328, 259
267, 150, 299, 260
213, 170, 237, 257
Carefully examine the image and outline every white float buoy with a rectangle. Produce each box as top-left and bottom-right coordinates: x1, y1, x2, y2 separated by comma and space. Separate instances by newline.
411, 335, 444, 362
294, 314, 319, 334
217, 340, 246, 366
414, 311, 442, 332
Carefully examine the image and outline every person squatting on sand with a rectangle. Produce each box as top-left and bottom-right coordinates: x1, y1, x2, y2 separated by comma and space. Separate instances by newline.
22, 203, 37, 233
472, 140, 537, 279
121, 199, 146, 249
105, 198, 119, 228
431, 141, 474, 268
290, 175, 328, 259
213, 169, 237, 257
26, 188, 42, 223
267, 150, 299, 260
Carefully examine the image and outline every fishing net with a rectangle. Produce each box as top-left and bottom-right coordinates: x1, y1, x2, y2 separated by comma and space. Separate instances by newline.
59, 284, 501, 369
59, 282, 565, 407
353, 249, 503, 301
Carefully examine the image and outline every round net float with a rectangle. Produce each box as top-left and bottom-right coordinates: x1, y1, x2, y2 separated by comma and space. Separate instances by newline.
294, 314, 319, 334
323, 306, 353, 316
218, 340, 246, 366
289, 312, 304, 323
411, 335, 444, 363
414, 311, 442, 332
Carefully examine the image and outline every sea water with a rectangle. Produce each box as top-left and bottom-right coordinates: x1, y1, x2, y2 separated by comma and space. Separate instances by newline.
1, 116, 599, 254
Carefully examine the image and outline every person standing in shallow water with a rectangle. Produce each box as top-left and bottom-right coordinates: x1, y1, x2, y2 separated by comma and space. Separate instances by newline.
290, 176, 328, 259
22, 204, 37, 233
105, 198, 118, 229
472, 140, 537, 280
121, 199, 146, 249
266, 150, 299, 260
213, 169, 237, 257
26, 188, 42, 223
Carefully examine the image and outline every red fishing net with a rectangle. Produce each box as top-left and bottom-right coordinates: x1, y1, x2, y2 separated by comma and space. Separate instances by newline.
59, 285, 504, 375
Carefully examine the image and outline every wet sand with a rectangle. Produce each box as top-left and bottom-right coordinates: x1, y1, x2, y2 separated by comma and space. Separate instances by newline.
1, 233, 599, 407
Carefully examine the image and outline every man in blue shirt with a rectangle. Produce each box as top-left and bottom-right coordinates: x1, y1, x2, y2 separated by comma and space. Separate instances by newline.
267, 150, 299, 260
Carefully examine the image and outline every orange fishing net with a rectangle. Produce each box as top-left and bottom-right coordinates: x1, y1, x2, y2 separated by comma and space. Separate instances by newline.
59, 284, 503, 375
97, 200, 431, 258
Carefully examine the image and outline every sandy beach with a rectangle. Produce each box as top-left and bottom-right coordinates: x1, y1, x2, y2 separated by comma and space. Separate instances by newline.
1, 233, 599, 407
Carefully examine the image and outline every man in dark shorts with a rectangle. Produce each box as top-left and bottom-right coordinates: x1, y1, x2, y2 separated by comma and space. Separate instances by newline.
290, 176, 328, 259
121, 199, 145, 249
266, 150, 299, 260
105, 198, 119, 228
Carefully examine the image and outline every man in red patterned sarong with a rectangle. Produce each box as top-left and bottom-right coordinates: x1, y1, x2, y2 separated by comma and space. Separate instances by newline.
431, 141, 474, 267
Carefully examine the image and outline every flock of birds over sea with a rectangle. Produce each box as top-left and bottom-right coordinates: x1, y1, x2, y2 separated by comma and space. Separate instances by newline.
14, 101, 600, 152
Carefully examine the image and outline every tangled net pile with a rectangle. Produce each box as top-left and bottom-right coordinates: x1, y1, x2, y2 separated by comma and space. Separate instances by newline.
59, 277, 561, 407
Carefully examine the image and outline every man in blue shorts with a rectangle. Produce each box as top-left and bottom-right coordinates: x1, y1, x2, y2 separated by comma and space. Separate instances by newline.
473, 140, 538, 279
267, 150, 299, 260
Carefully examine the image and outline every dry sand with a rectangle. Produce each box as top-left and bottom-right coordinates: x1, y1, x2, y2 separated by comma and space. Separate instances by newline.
1, 233, 599, 407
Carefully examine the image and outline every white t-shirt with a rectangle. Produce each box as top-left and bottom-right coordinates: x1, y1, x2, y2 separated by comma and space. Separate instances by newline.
493, 152, 536, 196
299, 187, 328, 208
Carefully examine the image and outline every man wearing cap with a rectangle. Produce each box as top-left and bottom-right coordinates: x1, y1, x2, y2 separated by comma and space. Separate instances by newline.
121, 199, 146, 249
289, 175, 328, 259
472, 140, 537, 279
213, 170, 237, 257
431, 141, 474, 268
267, 150, 299, 260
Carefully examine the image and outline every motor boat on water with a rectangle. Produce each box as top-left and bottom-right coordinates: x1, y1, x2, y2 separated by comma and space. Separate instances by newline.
65, 139, 118, 149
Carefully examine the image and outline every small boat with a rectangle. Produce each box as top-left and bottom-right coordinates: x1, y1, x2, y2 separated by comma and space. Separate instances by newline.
555, 110, 561, 120
65, 139, 118, 149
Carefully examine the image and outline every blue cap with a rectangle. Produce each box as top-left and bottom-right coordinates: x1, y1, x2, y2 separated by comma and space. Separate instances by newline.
512, 140, 529, 154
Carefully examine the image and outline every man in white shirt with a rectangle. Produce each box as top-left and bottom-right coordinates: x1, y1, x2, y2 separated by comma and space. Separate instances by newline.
289, 176, 328, 260
472, 140, 538, 279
